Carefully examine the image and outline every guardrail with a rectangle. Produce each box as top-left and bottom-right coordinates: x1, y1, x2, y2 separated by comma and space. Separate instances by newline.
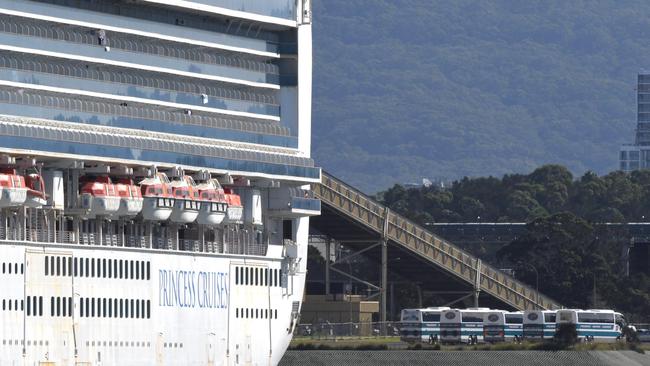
313, 172, 561, 311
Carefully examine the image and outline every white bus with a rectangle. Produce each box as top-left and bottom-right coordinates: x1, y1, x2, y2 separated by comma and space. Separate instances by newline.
523, 310, 556, 340
483, 310, 523, 342
440, 308, 490, 344
556, 309, 625, 342
400, 307, 450, 343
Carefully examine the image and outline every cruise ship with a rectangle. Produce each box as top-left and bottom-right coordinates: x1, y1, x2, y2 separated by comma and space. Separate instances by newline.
0, 0, 319, 365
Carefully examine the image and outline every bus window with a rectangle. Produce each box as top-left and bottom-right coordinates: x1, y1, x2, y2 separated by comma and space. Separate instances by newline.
461, 315, 483, 323
544, 313, 556, 323
505, 314, 523, 324
422, 312, 440, 322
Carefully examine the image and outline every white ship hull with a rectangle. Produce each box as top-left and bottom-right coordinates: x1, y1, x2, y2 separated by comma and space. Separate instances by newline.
0, 236, 308, 366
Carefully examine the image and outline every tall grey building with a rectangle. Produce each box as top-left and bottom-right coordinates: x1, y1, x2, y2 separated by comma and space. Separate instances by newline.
620, 73, 650, 171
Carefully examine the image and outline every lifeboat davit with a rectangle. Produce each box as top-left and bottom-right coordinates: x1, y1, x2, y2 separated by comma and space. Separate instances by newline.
115, 178, 143, 216
169, 175, 200, 223
139, 173, 174, 221
0, 169, 27, 207
79, 176, 121, 218
196, 179, 228, 226
24, 173, 47, 208
224, 188, 243, 224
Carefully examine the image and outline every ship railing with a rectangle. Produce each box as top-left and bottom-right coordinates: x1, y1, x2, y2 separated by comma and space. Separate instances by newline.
294, 321, 402, 340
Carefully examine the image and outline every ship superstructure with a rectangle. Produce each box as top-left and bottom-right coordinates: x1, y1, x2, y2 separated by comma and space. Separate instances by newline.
0, 1, 318, 365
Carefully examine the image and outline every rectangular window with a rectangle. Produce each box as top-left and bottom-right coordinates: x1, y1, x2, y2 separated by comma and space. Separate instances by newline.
255, 268, 259, 286
108, 259, 112, 278
60, 297, 65, 317
141, 261, 145, 280
56, 256, 61, 276
130, 261, 134, 280
147, 300, 151, 319
245, 267, 249, 285
147, 261, 151, 280
130, 299, 134, 318
80, 297, 84, 317
51, 257, 55, 276
68, 297, 72, 317
235, 267, 239, 285
50, 297, 54, 316
103, 259, 107, 278
114, 299, 118, 318
85, 258, 89, 277
120, 260, 123, 279
91, 298, 95, 317
136, 261, 140, 280
79, 257, 84, 277
120, 299, 123, 318
108, 298, 113, 318
74, 258, 78, 277
91, 258, 95, 278
136, 299, 140, 319
44, 256, 48, 275
103, 298, 107, 318
39, 296, 43, 316
113, 259, 118, 279
61, 258, 66, 277
26, 296, 31, 316
68, 257, 72, 277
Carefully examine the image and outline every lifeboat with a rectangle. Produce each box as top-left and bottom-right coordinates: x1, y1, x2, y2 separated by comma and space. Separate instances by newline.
24, 173, 47, 208
115, 178, 143, 216
139, 173, 174, 221
79, 176, 121, 217
196, 179, 228, 226
0, 168, 27, 207
169, 175, 200, 223
224, 188, 243, 224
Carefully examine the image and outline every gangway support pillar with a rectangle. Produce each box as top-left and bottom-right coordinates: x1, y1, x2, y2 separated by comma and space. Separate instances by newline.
325, 237, 331, 296
380, 207, 389, 335
474, 259, 482, 307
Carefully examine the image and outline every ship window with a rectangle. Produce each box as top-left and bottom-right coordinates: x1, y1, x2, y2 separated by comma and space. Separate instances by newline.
51, 257, 56, 276
49, 297, 53, 316
235, 267, 239, 284
275, 310, 278, 319
20, 263, 23, 274
255, 268, 259, 286
245, 267, 249, 285
79, 258, 84, 277
119, 260, 123, 279
58, 297, 63, 317
26, 296, 31, 316
68, 258, 72, 277
147, 300, 151, 319
74, 258, 78, 277
14, 263, 17, 274
85, 258, 89, 277
103, 259, 107, 278
103, 298, 107, 318
120, 299, 123, 318
114, 260, 118, 279
125, 299, 129, 318
56, 256, 61, 276
80, 299, 85, 317
91, 258, 96, 278
130, 261, 134, 280
68, 297, 72, 317
265, 269, 269, 286
108, 298, 112, 318
39, 296, 43, 316
236, 308, 239, 318
136, 261, 140, 280
146, 262, 151, 280
91, 298, 96, 318
2, 299, 5, 310
136, 299, 140, 318
114, 299, 118, 318
108, 259, 112, 278
130, 299, 134, 318
15, 299, 18, 311
61, 258, 66, 277
44, 257, 47, 275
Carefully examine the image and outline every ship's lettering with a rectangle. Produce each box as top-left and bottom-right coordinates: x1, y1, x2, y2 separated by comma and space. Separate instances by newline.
159, 269, 229, 309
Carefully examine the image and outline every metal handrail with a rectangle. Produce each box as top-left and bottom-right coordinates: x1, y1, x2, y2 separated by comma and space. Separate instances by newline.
316, 171, 562, 310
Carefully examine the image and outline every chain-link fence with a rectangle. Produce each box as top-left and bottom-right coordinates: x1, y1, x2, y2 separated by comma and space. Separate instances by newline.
294, 322, 403, 340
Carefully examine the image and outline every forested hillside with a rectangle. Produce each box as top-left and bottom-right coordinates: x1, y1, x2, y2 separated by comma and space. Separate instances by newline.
311, 0, 650, 192
378, 165, 650, 320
